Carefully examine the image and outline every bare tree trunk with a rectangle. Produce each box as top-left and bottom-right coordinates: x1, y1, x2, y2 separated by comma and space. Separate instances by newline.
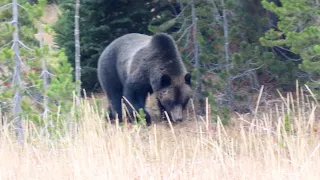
191, 0, 203, 114
220, 0, 233, 108
38, 24, 49, 121
74, 0, 81, 101
210, 0, 221, 23
12, 0, 24, 145
38, 23, 53, 136
191, 1, 199, 80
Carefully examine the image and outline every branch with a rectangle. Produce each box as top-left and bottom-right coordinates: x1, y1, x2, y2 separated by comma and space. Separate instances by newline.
0, 41, 13, 50
177, 24, 193, 42
174, 2, 192, 35
0, 76, 12, 84
39, 70, 54, 78
0, 3, 12, 11
230, 64, 264, 80
24, 88, 43, 105
274, 47, 302, 62
14, 53, 26, 68
209, 0, 222, 23
18, 40, 34, 51
17, 3, 27, 11
275, 45, 297, 54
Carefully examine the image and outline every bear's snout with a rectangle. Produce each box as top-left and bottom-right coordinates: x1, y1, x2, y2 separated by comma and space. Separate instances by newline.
170, 105, 183, 122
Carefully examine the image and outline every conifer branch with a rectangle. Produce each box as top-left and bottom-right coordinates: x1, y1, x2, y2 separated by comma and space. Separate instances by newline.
0, 3, 12, 11
231, 65, 264, 80
177, 24, 193, 43
18, 40, 34, 51
0, 41, 13, 50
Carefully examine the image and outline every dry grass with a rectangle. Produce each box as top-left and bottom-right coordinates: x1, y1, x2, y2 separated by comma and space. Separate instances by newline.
1, 85, 320, 180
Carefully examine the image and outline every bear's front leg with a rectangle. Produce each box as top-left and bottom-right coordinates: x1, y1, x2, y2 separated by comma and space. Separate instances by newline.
123, 83, 151, 125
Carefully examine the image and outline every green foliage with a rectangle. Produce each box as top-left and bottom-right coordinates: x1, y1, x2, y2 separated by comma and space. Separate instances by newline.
47, 49, 76, 115
284, 114, 292, 132
1, 0, 314, 129
208, 93, 230, 124
0, 0, 76, 136
136, 108, 147, 126
145, 0, 307, 122
54, 0, 163, 92
261, 0, 320, 93
160, 1, 272, 116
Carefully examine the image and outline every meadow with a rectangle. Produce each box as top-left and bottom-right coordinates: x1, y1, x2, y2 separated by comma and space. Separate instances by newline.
0, 84, 320, 180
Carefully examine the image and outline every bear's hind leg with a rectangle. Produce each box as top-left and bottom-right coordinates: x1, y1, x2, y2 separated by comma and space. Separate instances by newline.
107, 93, 123, 123
101, 73, 123, 123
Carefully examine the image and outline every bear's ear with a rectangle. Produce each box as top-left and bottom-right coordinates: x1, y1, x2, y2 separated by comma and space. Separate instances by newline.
160, 74, 171, 88
185, 73, 191, 86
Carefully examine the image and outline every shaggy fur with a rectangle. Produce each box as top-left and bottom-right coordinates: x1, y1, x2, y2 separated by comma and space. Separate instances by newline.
97, 33, 192, 124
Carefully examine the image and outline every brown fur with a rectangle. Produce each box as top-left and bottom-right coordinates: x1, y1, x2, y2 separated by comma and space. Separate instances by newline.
97, 33, 192, 124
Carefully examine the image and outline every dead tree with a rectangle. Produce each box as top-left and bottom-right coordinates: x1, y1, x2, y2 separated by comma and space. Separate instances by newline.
74, 0, 81, 101
12, 0, 24, 145
220, 0, 234, 108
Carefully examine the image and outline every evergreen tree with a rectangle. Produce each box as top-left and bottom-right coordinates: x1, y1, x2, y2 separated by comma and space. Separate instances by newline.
261, 0, 320, 91
149, 0, 286, 117
0, 0, 76, 138
54, 0, 159, 92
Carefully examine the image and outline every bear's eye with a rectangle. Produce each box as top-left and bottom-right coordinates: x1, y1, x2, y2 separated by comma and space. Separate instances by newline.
160, 74, 171, 88
185, 73, 191, 86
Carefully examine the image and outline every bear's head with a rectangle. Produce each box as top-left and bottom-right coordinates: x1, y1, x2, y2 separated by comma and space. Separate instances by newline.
156, 73, 192, 122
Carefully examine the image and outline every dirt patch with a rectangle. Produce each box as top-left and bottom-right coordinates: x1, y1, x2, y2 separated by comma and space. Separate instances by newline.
41, 4, 61, 24
34, 4, 60, 47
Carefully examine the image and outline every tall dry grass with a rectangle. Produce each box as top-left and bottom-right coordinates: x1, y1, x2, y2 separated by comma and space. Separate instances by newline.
0, 84, 320, 180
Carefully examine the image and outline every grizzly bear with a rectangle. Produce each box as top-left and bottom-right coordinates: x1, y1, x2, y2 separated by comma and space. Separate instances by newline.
97, 33, 192, 125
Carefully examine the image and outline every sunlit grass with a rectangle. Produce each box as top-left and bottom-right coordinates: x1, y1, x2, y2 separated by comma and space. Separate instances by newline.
0, 84, 320, 179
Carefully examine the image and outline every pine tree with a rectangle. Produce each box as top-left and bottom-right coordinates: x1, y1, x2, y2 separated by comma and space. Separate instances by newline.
261, 0, 320, 91
0, 0, 76, 138
0, 0, 46, 143
54, 0, 159, 92
150, 0, 284, 118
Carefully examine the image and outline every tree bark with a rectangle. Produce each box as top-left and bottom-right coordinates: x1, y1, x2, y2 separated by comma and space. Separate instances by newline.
191, 0, 203, 114
12, 0, 24, 145
220, 0, 233, 108
38, 23, 50, 128
74, 0, 81, 101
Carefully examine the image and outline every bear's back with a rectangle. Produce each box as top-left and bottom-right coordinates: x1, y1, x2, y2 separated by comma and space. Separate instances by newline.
107, 33, 151, 84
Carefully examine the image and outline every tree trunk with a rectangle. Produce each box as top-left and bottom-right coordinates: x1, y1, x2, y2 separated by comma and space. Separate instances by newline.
39, 24, 49, 119
12, 0, 24, 145
74, 0, 81, 101
38, 23, 52, 135
191, 0, 203, 114
220, 0, 233, 108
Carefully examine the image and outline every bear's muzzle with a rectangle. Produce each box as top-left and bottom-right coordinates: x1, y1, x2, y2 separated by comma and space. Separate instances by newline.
170, 105, 183, 122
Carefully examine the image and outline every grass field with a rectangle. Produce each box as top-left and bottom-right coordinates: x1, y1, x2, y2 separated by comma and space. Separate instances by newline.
0, 85, 320, 180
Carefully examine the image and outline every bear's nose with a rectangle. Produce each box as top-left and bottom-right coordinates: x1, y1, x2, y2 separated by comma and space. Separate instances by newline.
170, 105, 183, 123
